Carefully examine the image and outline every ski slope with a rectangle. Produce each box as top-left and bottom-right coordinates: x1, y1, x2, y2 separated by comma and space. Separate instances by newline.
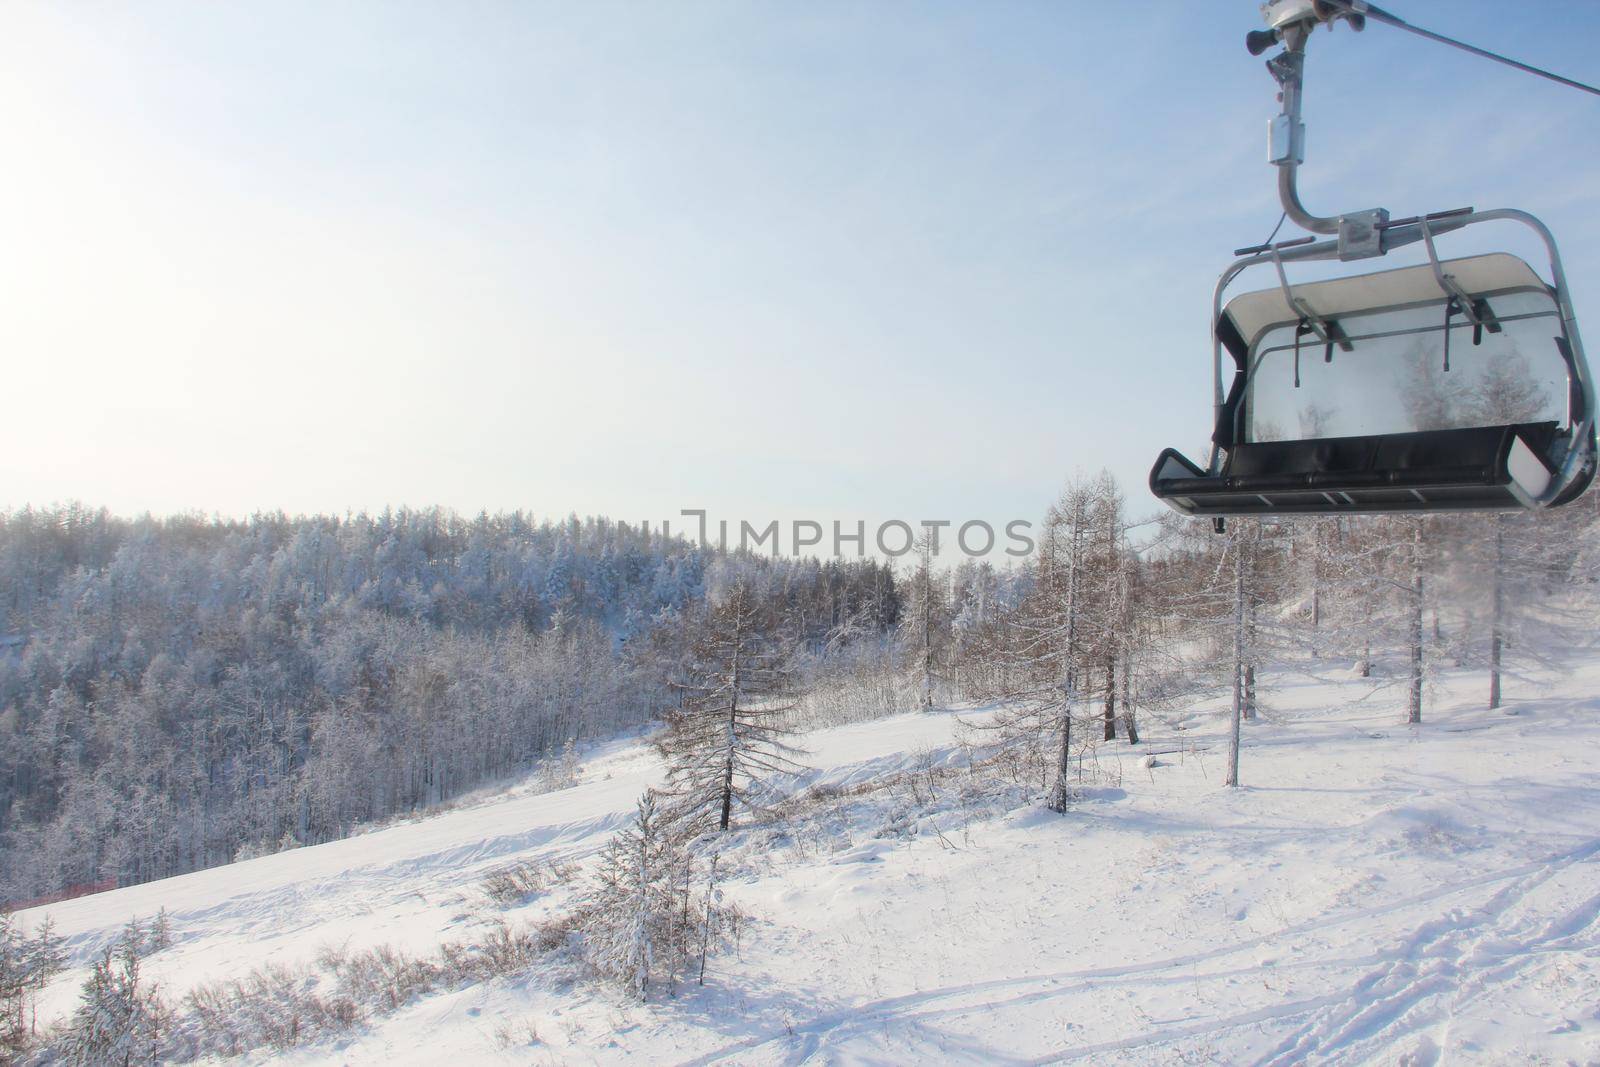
17, 656, 1600, 1065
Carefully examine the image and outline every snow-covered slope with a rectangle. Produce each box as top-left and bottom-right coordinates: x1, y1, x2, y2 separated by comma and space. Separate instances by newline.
18, 657, 1600, 1065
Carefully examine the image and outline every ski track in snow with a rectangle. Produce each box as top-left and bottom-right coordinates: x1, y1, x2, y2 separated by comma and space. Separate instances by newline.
1258, 838, 1600, 1066
679, 837, 1600, 1066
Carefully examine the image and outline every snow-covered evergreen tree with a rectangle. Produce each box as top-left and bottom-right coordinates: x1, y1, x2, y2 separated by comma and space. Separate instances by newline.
656, 581, 805, 833
1, 912, 65, 1053
898, 531, 952, 710
579, 791, 687, 999
62, 931, 165, 1066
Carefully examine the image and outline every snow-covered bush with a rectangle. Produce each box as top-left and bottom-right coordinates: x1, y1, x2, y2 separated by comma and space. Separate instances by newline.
327, 945, 438, 1013
184, 962, 358, 1055
175, 916, 557, 1059
535, 737, 583, 792
480, 856, 577, 907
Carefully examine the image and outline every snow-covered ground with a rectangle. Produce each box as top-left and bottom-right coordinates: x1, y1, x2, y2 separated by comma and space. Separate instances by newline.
18, 653, 1600, 1065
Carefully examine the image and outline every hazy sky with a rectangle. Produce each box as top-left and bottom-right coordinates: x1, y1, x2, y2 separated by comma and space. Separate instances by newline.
2, 1, 1596, 538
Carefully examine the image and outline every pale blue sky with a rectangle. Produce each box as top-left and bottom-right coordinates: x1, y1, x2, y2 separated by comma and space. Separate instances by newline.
1, 2, 1596, 537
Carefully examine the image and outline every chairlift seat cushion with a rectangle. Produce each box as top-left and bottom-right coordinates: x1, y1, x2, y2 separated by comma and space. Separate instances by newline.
1150, 423, 1559, 515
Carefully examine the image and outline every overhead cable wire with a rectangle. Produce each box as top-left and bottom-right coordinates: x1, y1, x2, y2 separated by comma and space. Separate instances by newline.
1321, 0, 1600, 97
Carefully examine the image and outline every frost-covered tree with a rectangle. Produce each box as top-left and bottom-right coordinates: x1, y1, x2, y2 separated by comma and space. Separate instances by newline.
1079, 473, 1136, 741
898, 531, 952, 710
656, 581, 805, 833
1, 912, 65, 1053
0, 507, 912, 903
62, 931, 166, 1066
579, 791, 687, 1000
1438, 506, 1593, 710
987, 477, 1099, 811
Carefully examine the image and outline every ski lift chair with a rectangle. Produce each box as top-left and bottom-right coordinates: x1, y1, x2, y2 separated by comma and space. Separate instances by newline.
1148, 1, 1596, 519
1151, 210, 1596, 516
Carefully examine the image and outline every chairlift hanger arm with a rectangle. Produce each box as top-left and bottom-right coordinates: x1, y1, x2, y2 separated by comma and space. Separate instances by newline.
1256, 14, 1394, 256
1254, 5, 1481, 258
1254, 0, 1598, 253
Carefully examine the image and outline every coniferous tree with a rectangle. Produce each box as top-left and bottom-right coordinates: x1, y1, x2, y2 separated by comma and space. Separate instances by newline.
63, 932, 165, 1067
1, 912, 65, 1053
579, 791, 686, 1000
987, 477, 1097, 811
655, 581, 804, 834
898, 532, 952, 710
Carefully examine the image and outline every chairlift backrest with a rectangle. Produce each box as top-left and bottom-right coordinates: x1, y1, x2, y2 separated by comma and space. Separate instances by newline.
1228, 253, 1573, 447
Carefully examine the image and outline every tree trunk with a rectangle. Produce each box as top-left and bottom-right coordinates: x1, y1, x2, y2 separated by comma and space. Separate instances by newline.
718, 753, 734, 831
1103, 657, 1117, 741
1227, 531, 1245, 788
698, 855, 719, 985
1408, 520, 1424, 725
719, 675, 737, 832
922, 562, 933, 709
1310, 518, 1322, 657
1310, 589, 1320, 654
1052, 687, 1073, 813
1052, 502, 1084, 812
1243, 526, 1258, 721
1121, 656, 1138, 745
1490, 514, 1505, 710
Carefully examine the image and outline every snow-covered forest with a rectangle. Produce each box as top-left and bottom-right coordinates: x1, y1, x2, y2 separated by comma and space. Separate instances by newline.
0, 507, 917, 904
4, 484, 1596, 910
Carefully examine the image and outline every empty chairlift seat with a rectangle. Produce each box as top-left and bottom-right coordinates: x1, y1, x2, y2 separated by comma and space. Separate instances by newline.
1152, 250, 1595, 516
1153, 422, 1558, 514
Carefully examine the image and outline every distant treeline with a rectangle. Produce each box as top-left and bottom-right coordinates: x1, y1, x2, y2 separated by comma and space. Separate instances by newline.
0, 506, 928, 902
4, 484, 1595, 903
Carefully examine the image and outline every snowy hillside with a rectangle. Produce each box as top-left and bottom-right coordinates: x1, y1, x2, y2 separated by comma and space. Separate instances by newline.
16, 654, 1600, 1065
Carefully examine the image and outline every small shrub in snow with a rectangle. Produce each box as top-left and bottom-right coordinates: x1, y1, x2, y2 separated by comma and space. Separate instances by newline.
114, 910, 176, 962
42, 906, 564, 1063
531, 911, 583, 955
481, 856, 576, 907
182, 962, 361, 1057
437, 920, 542, 982
329, 944, 438, 1013
493, 1014, 542, 1049
146, 909, 173, 954
536, 737, 583, 793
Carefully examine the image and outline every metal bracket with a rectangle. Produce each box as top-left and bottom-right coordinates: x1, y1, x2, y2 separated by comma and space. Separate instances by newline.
1337, 208, 1389, 260
1269, 113, 1306, 166
1270, 243, 1332, 345
1419, 215, 1482, 325
1266, 51, 1306, 166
